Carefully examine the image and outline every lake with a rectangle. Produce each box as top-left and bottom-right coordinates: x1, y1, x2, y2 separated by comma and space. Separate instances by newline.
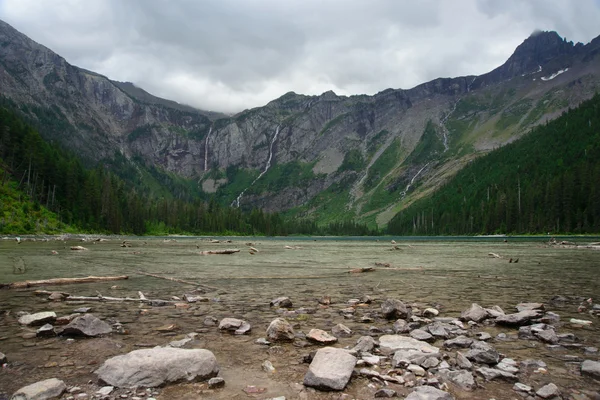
0, 236, 599, 398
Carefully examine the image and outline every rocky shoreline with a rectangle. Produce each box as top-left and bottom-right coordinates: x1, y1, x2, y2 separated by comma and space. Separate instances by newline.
2, 289, 600, 400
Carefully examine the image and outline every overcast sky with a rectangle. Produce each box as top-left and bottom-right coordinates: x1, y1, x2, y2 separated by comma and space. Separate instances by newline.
2, 0, 600, 114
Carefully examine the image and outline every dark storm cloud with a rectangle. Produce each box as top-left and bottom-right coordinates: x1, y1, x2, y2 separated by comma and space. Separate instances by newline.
1, 0, 599, 113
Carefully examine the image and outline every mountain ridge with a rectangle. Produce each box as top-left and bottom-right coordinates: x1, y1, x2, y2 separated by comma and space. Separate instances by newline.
1, 19, 600, 228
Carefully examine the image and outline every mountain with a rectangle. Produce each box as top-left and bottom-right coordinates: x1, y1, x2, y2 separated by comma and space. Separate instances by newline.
1, 20, 600, 229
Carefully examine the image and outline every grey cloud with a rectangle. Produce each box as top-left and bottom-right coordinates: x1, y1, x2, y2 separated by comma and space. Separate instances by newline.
1, 0, 599, 113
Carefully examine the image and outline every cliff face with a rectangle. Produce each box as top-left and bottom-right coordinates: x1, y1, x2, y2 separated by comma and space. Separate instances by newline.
2, 19, 600, 226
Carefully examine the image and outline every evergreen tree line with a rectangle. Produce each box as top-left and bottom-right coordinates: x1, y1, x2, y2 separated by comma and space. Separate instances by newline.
387, 93, 600, 235
0, 105, 375, 236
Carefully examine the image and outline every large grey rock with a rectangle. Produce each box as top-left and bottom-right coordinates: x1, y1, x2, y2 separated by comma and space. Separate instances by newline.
18, 312, 56, 326
379, 335, 439, 353
11, 378, 66, 399
331, 323, 352, 338
536, 383, 560, 399
381, 299, 409, 320
443, 336, 473, 349
465, 341, 499, 365
456, 352, 472, 369
266, 318, 295, 342
410, 329, 434, 342
476, 367, 518, 382
303, 347, 357, 391
426, 322, 450, 339
353, 336, 376, 353
95, 347, 218, 388
405, 385, 455, 399
460, 303, 488, 323
218, 318, 251, 335
495, 309, 542, 326
392, 349, 439, 368
439, 369, 475, 390
516, 302, 544, 312
270, 296, 292, 308
581, 359, 600, 379
307, 329, 337, 344
62, 314, 111, 337
393, 319, 410, 333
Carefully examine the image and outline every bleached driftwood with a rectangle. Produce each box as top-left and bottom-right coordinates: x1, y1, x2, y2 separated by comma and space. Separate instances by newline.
199, 248, 240, 255
488, 252, 502, 258
1, 275, 129, 289
65, 291, 177, 304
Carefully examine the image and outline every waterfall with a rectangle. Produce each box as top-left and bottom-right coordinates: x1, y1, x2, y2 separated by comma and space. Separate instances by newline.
232, 125, 281, 208
400, 162, 430, 198
204, 126, 213, 171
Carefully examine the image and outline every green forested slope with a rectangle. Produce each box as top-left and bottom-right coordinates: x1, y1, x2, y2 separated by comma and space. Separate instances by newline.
0, 106, 374, 236
387, 94, 600, 235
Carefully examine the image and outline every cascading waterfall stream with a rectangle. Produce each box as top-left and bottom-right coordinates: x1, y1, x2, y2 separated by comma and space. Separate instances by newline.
400, 162, 430, 198
204, 126, 213, 171
232, 125, 281, 208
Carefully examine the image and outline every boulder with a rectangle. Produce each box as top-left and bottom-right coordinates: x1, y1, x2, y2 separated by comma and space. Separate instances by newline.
456, 352, 472, 369
266, 318, 295, 342
18, 312, 56, 326
465, 341, 499, 365
410, 329, 434, 342
495, 309, 541, 326
381, 299, 409, 320
303, 347, 357, 391
460, 303, 488, 323
405, 385, 455, 400
331, 323, 353, 338
0, 351, 6, 364
536, 383, 560, 399
62, 314, 112, 337
270, 297, 293, 308
392, 349, 438, 368
438, 369, 475, 390
353, 336, 376, 353
393, 319, 410, 333
496, 358, 519, 374
484, 305, 505, 318
443, 336, 473, 349
581, 359, 600, 379
307, 329, 337, 344
379, 335, 439, 354
423, 308, 439, 317
36, 324, 55, 337
218, 318, 251, 335
476, 367, 518, 382
426, 323, 450, 339
516, 302, 544, 312
95, 347, 218, 387
11, 378, 66, 400
374, 388, 397, 397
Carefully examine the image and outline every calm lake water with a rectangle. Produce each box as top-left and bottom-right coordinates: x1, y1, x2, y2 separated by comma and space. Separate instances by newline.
0, 236, 599, 399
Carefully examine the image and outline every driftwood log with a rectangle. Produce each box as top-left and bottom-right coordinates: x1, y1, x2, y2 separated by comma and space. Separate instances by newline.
348, 267, 375, 274
1, 275, 129, 289
199, 248, 240, 255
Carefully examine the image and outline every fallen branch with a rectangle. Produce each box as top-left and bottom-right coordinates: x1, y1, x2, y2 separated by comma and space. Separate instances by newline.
199, 248, 240, 255
1, 275, 129, 289
65, 291, 177, 304
137, 271, 218, 291
348, 267, 375, 274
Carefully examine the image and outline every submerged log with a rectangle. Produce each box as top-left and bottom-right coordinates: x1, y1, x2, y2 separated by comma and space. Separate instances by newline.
199, 248, 240, 255
137, 271, 217, 291
348, 267, 375, 274
1, 275, 129, 289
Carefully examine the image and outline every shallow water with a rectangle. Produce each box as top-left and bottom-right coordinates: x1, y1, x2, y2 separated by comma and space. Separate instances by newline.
0, 237, 599, 399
